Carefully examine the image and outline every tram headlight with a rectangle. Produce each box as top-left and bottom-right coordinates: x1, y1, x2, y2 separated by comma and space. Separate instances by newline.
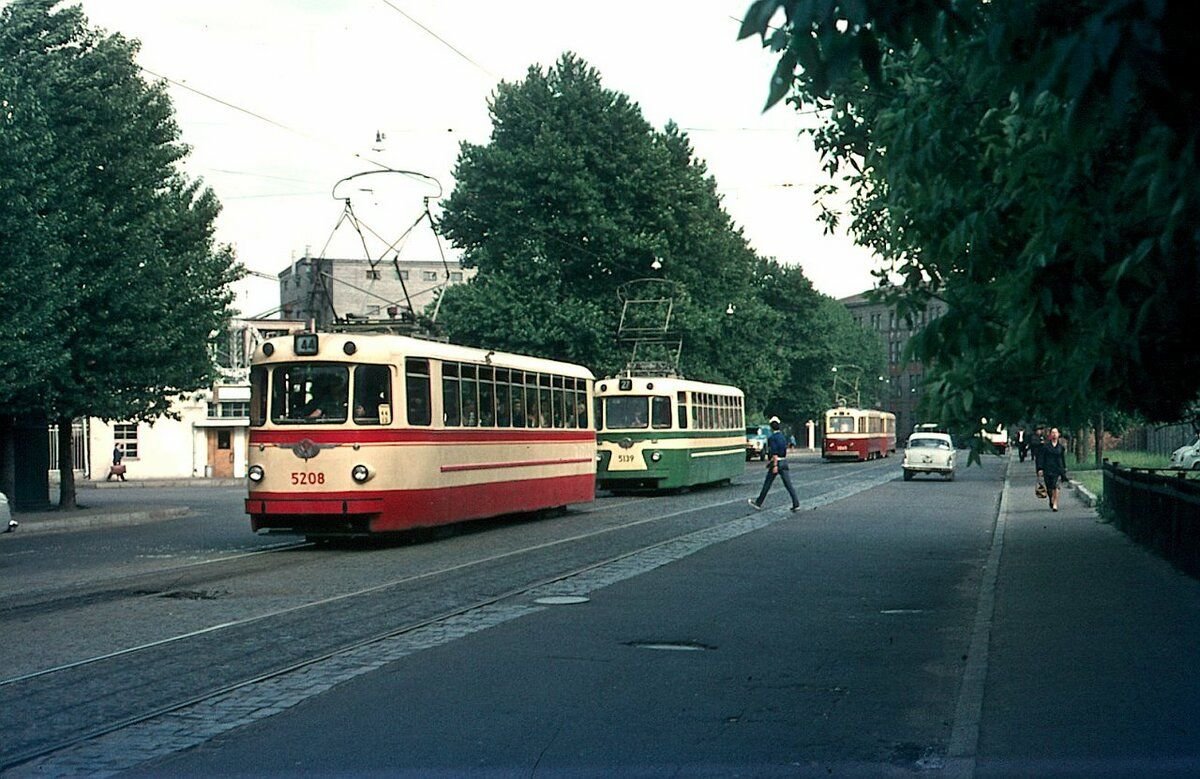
247, 464, 264, 483
351, 464, 374, 484
650, 451, 662, 462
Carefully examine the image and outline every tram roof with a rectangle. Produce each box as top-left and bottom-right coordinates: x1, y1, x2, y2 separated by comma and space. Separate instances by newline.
595, 375, 744, 397
255, 332, 595, 379
825, 406, 896, 417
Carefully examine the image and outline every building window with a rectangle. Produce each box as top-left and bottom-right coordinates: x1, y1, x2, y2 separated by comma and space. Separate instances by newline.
113, 423, 138, 458
365, 269, 381, 280
399, 270, 409, 280
450, 271, 463, 282
366, 305, 381, 316
421, 270, 438, 282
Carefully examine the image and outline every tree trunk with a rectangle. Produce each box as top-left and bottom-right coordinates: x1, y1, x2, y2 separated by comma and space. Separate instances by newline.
57, 416, 77, 510
0, 415, 14, 503
1094, 413, 1105, 468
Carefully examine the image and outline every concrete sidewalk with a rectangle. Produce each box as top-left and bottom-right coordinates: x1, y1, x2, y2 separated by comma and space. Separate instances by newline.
977, 456, 1200, 775
2, 478, 241, 536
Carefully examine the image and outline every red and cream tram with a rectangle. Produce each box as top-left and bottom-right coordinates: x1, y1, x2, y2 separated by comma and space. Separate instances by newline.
822, 406, 897, 461
245, 331, 596, 537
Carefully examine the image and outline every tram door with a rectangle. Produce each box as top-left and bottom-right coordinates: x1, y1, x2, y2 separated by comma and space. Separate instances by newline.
207, 429, 234, 478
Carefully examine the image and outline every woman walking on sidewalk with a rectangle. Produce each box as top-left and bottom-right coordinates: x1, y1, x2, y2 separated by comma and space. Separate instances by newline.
748, 417, 800, 512
1036, 427, 1069, 511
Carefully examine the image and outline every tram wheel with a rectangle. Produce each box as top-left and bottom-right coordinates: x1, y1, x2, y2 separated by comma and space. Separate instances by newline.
903, 469, 913, 481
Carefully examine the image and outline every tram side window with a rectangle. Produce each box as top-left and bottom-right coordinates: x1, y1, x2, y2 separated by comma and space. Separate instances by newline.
512, 372, 529, 427
460, 364, 478, 426
478, 367, 496, 426
250, 366, 267, 426
406, 358, 431, 426
574, 381, 589, 428
651, 396, 672, 429
676, 392, 688, 429
353, 365, 392, 425
521, 375, 536, 428
538, 374, 553, 427
495, 369, 512, 427
442, 362, 461, 426
594, 396, 604, 430
552, 376, 566, 427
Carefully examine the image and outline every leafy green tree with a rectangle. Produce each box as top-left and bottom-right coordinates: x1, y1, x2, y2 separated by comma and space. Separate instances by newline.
739, 0, 1200, 435
439, 56, 772, 378
0, 0, 239, 508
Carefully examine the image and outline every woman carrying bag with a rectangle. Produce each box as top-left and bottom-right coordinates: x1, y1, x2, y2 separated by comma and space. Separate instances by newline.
1036, 427, 1069, 511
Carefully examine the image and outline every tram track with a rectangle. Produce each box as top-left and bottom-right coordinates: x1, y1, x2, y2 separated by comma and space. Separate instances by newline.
1, 460, 896, 772
0, 491, 758, 771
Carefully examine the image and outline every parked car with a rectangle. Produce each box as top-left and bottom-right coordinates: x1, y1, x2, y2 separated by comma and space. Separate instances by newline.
745, 424, 770, 461
903, 432, 956, 481
1, 491, 14, 532
1170, 436, 1200, 470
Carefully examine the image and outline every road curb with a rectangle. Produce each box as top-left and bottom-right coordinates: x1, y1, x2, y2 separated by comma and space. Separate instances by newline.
4, 507, 191, 537
1070, 482, 1100, 509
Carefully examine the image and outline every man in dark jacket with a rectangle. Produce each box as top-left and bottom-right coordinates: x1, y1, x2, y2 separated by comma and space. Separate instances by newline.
748, 417, 800, 511
1029, 425, 1047, 470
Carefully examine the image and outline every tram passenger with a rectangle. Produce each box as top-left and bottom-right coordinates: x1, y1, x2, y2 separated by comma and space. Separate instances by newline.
748, 417, 800, 512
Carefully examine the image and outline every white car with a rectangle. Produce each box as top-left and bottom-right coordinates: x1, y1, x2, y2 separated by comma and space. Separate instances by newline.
1170, 436, 1200, 470
903, 432, 956, 481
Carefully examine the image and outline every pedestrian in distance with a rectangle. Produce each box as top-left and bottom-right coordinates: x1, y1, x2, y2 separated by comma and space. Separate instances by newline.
1029, 424, 1047, 470
1017, 427, 1029, 462
748, 417, 800, 512
1036, 427, 1070, 511
107, 443, 127, 482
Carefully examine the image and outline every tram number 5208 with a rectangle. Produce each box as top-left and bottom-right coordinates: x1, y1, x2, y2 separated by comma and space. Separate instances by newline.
291, 472, 326, 485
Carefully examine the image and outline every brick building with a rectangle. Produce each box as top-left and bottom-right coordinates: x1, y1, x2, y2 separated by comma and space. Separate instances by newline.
840, 291, 946, 440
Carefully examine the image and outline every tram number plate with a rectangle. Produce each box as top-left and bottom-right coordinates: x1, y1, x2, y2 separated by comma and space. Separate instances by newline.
609, 451, 645, 471
291, 472, 326, 485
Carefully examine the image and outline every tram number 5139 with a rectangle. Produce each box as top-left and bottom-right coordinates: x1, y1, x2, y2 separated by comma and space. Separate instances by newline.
616, 454, 636, 464
291, 472, 326, 485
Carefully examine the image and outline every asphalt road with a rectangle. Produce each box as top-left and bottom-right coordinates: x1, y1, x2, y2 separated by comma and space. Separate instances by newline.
6, 455, 1198, 777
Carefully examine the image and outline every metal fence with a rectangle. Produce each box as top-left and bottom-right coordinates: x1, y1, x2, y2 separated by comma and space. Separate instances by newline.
1116, 423, 1196, 457
47, 419, 89, 477
1103, 462, 1200, 579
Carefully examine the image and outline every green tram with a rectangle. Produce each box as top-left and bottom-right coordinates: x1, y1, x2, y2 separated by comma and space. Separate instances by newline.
595, 375, 746, 492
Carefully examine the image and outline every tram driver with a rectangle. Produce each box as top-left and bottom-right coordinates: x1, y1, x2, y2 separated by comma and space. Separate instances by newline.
299, 373, 347, 421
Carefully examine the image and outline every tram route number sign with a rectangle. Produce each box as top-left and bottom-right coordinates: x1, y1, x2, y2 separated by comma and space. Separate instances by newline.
294, 333, 319, 356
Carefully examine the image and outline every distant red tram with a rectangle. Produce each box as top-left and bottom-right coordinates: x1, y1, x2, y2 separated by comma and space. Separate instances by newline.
822, 406, 897, 462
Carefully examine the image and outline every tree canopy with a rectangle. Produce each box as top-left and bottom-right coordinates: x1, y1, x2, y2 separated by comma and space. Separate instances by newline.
0, 0, 239, 504
740, 0, 1200, 431
436, 53, 881, 421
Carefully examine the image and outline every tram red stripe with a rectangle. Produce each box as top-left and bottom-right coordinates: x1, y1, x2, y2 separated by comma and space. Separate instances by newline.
440, 457, 595, 473
247, 473, 595, 532
249, 429, 595, 445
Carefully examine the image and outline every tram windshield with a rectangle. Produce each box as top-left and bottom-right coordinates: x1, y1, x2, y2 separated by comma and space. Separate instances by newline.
827, 415, 856, 433
263, 363, 394, 425
603, 395, 672, 430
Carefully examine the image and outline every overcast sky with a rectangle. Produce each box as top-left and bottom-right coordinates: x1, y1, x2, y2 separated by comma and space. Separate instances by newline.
68, 0, 880, 317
